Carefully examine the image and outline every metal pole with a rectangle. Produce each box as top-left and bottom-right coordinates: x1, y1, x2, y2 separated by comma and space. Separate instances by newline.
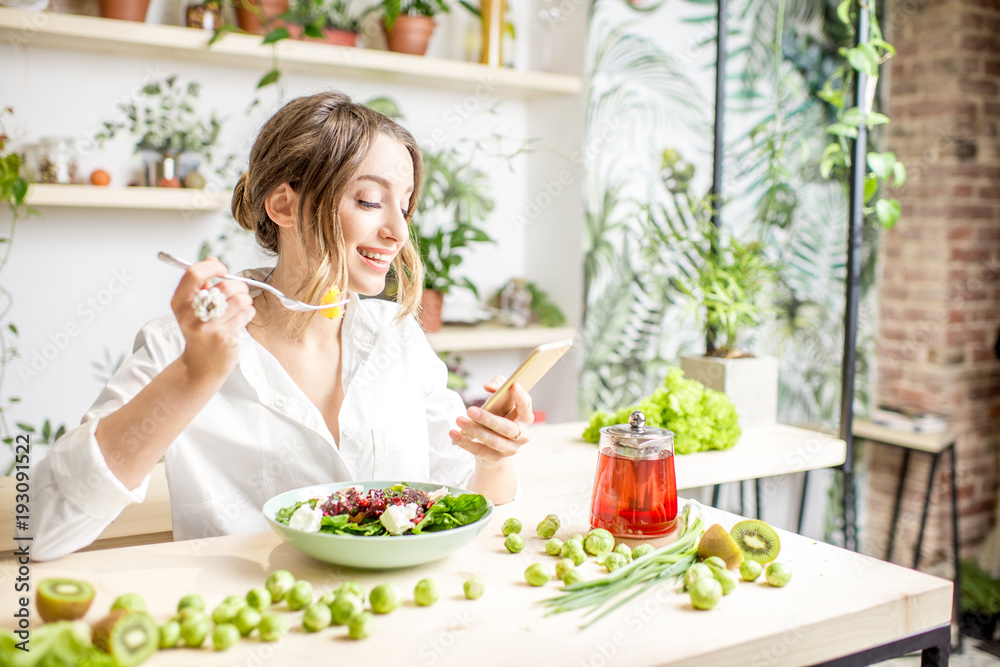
708, 0, 727, 354
839, 1, 870, 553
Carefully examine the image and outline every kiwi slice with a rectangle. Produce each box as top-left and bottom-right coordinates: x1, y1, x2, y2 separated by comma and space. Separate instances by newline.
36, 578, 96, 623
696, 524, 745, 569
729, 519, 781, 564
92, 609, 159, 667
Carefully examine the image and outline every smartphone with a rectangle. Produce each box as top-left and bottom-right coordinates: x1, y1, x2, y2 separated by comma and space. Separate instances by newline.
480, 339, 574, 418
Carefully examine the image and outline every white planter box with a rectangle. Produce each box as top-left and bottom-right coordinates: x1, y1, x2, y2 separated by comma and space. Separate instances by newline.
680, 355, 779, 427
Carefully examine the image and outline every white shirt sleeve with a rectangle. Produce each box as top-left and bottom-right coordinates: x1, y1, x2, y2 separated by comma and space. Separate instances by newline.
412, 321, 476, 490
30, 318, 180, 561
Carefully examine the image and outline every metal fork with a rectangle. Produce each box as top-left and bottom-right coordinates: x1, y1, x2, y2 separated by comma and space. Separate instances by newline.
157, 252, 350, 313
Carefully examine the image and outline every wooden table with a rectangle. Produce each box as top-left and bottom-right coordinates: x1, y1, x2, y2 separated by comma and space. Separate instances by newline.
1, 422, 951, 666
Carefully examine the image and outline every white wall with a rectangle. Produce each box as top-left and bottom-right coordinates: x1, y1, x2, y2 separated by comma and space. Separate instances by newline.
1, 3, 588, 436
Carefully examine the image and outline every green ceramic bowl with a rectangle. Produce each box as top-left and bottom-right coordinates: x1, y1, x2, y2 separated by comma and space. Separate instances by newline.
262, 480, 494, 570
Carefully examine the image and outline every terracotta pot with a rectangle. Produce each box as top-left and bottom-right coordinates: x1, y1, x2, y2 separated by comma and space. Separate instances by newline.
234, 0, 289, 35
98, 0, 150, 21
420, 289, 444, 332
383, 15, 435, 56
300, 27, 358, 47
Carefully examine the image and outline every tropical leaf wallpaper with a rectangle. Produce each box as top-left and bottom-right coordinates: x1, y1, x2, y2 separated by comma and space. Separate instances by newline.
580, 0, 880, 434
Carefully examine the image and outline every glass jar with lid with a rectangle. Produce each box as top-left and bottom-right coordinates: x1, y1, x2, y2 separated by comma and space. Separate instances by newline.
589, 410, 678, 538
38, 137, 78, 184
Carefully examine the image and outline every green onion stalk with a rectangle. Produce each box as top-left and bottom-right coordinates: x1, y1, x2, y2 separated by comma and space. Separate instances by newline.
538, 501, 706, 628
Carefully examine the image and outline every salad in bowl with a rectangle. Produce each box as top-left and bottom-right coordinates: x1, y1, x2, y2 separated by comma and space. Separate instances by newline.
263, 481, 494, 569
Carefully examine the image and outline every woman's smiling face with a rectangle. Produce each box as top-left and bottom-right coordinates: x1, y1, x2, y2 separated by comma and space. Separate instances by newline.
338, 133, 415, 296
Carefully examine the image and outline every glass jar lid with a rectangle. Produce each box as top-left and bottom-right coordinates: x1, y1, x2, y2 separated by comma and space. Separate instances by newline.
599, 410, 674, 458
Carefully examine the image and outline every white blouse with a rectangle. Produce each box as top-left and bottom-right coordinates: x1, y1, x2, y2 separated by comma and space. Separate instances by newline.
30, 286, 475, 561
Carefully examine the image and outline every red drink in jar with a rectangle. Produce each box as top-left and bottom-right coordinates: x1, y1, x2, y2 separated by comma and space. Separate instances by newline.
588, 410, 678, 539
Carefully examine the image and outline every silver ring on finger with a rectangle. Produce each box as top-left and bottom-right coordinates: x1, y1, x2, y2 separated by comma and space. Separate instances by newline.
192, 287, 227, 322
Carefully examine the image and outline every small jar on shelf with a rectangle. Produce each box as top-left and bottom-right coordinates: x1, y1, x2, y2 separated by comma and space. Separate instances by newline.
38, 136, 78, 184
185, 0, 223, 30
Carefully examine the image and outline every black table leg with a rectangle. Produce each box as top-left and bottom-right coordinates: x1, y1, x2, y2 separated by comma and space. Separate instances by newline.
914, 451, 941, 569
950, 444, 962, 654
711, 484, 721, 507
797, 470, 810, 534
740, 480, 745, 517
888, 448, 911, 561
755, 478, 761, 519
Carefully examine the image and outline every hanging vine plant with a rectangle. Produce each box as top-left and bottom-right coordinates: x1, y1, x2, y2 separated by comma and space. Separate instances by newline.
818, 0, 904, 229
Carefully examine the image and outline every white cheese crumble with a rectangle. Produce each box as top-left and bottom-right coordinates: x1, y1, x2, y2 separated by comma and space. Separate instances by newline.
380, 502, 421, 535
427, 486, 450, 503
337, 485, 364, 498
288, 503, 324, 533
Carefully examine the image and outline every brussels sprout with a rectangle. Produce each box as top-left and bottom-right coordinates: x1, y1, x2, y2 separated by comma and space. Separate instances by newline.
613, 543, 632, 562
111, 593, 146, 612
211, 603, 239, 626
463, 577, 485, 600
232, 606, 261, 637
348, 611, 375, 640
603, 552, 628, 572
555, 558, 575, 581
714, 568, 740, 595
689, 577, 722, 610
180, 614, 209, 647
330, 592, 364, 625
285, 581, 313, 611
536, 514, 561, 539
632, 544, 655, 559
212, 623, 239, 651
545, 538, 564, 557
584, 529, 615, 557
222, 595, 246, 608
303, 603, 333, 632
265, 570, 295, 602
414, 579, 440, 607
504, 533, 525, 554
177, 594, 205, 613
740, 560, 763, 582
258, 612, 288, 642
524, 563, 551, 586
566, 544, 587, 566
683, 563, 714, 589
246, 587, 272, 611
335, 580, 366, 604
501, 518, 522, 536
369, 584, 402, 614
703, 556, 727, 573
562, 570, 584, 587
765, 562, 792, 587
158, 620, 181, 649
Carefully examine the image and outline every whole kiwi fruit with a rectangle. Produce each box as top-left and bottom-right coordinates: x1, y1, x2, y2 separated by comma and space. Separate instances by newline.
730, 519, 781, 563
36, 578, 96, 623
91, 609, 159, 667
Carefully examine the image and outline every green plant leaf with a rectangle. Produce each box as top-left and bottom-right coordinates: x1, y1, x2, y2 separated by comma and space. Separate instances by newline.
7, 323, 16, 335
892, 161, 907, 187
827, 122, 858, 138
845, 44, 879, 77
208, 23, 238, 46
863, 174, 878, 203
262, 27, 291, 44
866, 151, 893, 180
836, 0, 852, 25
15, 422, 34, 433
875, 198, 901, 229
257, 69, 281, 88
866, 112, 890, 127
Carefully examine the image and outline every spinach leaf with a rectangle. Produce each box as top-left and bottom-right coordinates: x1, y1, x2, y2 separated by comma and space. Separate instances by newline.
411, 494, 489, 533
275, 498, 317, 525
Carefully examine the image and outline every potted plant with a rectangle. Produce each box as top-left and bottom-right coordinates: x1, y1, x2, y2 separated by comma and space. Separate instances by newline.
283, 0, 359, 46
960, 560, 1000, 640
412, 145, 494, 331
370, 0, 449, 55
94, 76, 221, 188
674, 218, 778, 427
98, 0, 150, 22
234, 0, 290, 35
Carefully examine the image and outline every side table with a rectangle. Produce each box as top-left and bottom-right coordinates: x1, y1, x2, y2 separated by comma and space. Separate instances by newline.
853, 419, 960, 653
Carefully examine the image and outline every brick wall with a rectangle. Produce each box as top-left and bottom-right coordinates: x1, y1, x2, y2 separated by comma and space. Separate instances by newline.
863, 0, 1000, 570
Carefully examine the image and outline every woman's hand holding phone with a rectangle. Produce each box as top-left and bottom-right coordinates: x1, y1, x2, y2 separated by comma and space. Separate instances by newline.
449, 375, 534, 468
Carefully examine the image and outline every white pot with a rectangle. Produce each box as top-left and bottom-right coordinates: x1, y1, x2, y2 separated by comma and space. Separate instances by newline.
680, 355, 778, 427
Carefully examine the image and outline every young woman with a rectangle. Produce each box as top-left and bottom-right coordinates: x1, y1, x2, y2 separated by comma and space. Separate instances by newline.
31, 91, 531, 561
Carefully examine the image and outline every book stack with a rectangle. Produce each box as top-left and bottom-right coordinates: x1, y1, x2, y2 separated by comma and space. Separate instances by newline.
871, 406, 949, 434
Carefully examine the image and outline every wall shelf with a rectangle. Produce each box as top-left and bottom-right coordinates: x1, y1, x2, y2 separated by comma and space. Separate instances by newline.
26, 184, 232, 211
427, 325, 576, 352
0, 8, 583, 97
